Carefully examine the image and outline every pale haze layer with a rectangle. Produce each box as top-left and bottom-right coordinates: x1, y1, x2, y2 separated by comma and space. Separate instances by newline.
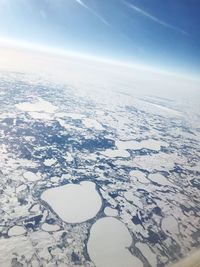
0, 0, 200, 75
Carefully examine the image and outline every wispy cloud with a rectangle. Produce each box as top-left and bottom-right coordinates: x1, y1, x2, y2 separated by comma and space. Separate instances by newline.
124, 1, 187, 35
74, 0, 109, 26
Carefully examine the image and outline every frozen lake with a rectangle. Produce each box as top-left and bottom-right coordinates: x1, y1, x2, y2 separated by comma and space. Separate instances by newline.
41, 181, 102, 223
87, 217, 143, 267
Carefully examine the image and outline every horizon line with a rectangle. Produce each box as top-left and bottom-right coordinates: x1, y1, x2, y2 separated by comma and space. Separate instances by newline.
0, 36, 199, 82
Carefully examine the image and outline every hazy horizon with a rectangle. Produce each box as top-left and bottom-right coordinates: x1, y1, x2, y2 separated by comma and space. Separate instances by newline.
0, 0, 199, 75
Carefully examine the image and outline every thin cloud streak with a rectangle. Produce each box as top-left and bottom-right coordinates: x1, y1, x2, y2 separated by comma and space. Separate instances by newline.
74, 0, 109, 26
124, 1, 188, 35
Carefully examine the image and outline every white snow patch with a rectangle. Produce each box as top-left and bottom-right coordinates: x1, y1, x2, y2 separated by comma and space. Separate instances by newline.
15, 98, 57, 113
64, 152, 73, 162
23, 171, 42, 182
116, 139, 168, 151
28, 112, 53, 120
44, 158, 57, 167
41, 223, 60, 232
82, 118, 104, 130
16, 184, 27, 193
64, 113, 85, 120
104, 207, 118, 217
162, 215, 179, 235
130, 170, 149, 184
148, 173, 173, 187
8, 225, 26, 236
124, 192, 143, 209
101, 149, 130, 158
135, 242, 157, 267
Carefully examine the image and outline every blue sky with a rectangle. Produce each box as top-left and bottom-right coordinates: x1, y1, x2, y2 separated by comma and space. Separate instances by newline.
0, 0, 199, 74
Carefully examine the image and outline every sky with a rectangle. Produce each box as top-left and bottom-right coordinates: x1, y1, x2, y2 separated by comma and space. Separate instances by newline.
0, 0, 199, 75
